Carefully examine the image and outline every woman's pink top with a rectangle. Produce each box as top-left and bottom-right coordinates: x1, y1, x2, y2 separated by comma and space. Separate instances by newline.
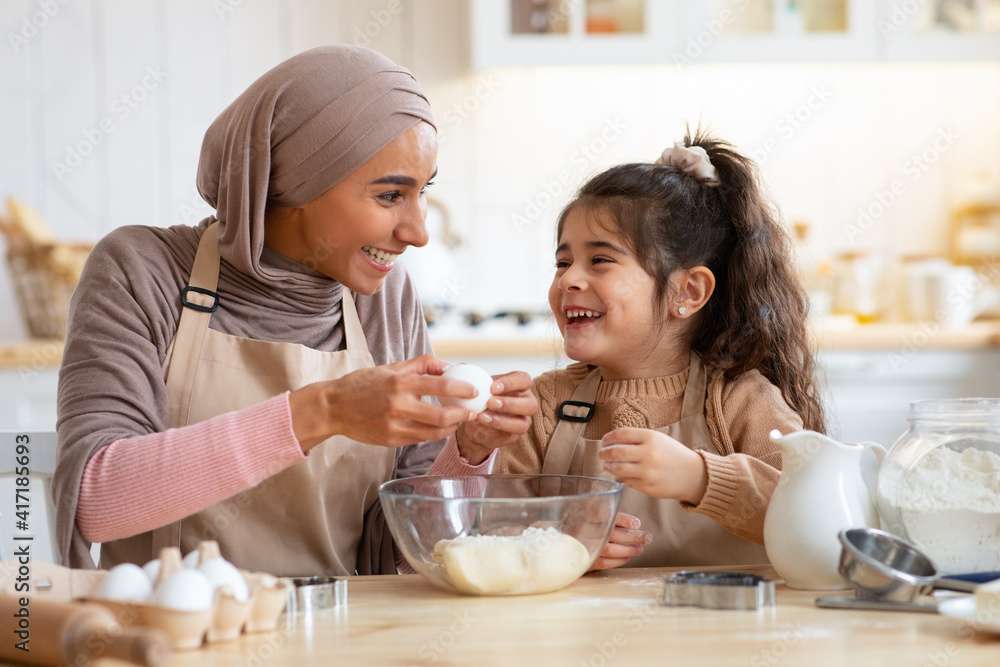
77, 392, 493, 544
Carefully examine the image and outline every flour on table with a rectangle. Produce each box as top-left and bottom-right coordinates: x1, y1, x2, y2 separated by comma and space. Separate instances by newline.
432, 527, 591, 595
895, 447, 1000, 574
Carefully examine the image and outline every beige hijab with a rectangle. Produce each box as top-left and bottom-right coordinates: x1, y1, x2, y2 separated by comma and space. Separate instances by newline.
197, 45, 436, 296
55, 46, 438, 569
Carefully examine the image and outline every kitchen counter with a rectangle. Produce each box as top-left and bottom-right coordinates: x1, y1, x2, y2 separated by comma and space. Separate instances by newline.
78, 565, 998, 666
433, 319, 1000, 357
0, 338, 63, 370
4, 321, 1000, 369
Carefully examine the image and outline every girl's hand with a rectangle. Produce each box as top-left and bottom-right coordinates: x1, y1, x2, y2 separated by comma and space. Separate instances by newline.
598, 427, 709, 504
590, 512, 650, 570
289, 354, 478, 450
455, 371, 537, 465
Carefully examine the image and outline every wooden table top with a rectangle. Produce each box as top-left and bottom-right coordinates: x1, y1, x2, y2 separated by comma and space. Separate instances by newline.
68, 565, 997, 667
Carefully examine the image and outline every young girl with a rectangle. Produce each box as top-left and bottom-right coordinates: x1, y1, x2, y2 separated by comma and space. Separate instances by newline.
494, 131, 826, 569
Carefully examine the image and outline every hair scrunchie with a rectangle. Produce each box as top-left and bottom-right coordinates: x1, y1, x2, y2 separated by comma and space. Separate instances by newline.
655, 142, 720, 186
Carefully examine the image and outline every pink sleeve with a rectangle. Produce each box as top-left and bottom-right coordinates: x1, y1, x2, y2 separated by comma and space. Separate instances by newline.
77, 393, 306, 543
428, 434, 495, 475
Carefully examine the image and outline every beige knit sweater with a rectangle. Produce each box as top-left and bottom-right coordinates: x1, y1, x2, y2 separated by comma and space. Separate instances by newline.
495, 362, 804, 544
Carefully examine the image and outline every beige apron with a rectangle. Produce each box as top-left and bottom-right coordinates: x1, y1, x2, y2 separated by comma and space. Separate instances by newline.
99, 224, 395, 576
542, 352, 768, 567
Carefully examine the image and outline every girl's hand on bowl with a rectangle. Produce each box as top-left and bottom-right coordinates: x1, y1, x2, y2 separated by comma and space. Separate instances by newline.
589, 512, 650, 571
455, 371, 538, 465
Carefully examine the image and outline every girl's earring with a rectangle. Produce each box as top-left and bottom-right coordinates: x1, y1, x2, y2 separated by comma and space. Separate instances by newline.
678, 306, 687, 315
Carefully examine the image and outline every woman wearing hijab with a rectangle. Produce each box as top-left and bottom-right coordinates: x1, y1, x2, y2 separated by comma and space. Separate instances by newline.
53, 46, 536, 576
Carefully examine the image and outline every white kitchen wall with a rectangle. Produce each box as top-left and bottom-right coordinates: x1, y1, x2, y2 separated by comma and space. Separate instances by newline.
2, 0, 1000, 338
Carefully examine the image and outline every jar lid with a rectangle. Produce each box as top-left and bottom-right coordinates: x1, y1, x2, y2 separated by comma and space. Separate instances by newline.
909, 398, 1000, 425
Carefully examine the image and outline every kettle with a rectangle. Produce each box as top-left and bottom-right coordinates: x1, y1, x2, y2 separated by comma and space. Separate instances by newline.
763, 430, 886, 590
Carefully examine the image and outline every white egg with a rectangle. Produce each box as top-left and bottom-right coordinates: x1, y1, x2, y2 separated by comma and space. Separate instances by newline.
151, 569, 215, 611
440, 363, 495, 414
182, 549, 201, 569
93, 563, 153, 602
198, 558, 250, 603
142, 558, 161, 583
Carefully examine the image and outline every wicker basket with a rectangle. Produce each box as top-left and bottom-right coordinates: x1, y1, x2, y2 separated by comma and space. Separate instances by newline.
5, 240, 93, 338
0, 199, 93, 339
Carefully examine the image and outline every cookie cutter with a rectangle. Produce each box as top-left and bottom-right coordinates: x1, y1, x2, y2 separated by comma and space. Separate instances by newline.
283, 576, 348, 614
662, 571, 776, 610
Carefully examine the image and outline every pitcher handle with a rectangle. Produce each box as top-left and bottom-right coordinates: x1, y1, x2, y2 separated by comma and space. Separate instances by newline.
857, 441, 887, 503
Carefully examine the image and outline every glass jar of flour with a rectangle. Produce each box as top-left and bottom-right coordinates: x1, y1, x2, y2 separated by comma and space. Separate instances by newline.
876, 398, 1000, 575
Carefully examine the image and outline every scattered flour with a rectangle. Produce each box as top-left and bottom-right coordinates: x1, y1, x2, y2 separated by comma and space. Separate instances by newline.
432, 527, 591, 596
896, 447, 1000, 574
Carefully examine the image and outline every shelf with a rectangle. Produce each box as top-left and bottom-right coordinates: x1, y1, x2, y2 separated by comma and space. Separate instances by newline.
471, 0, 1000, 67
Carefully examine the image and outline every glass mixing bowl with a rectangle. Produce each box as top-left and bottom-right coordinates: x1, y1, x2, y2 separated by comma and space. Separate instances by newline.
379, 474, 624, 596
875, 398, 1000, 575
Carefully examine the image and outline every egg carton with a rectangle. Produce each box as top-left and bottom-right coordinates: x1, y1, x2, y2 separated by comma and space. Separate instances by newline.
0, 544, 290, 650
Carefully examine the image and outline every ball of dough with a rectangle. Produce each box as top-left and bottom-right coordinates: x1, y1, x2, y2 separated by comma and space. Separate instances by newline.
432, 527, 591, 595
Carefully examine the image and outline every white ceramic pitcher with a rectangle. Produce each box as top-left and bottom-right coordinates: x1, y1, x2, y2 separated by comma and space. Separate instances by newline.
763, 429, 887, 590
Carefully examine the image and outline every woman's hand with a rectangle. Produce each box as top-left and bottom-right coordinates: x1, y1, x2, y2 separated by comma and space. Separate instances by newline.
289, 354, 479, 450
454, 371, 537, 465
590, 512, 650, 570
598, 428, 709, 504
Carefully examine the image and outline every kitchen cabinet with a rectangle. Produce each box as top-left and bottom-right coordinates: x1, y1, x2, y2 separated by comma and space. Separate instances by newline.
819, 347, 1000, 448
0, 367, 59, 431
471, 0, 673, 67
471, 0, 1000, 67
880, 0, 1000, 61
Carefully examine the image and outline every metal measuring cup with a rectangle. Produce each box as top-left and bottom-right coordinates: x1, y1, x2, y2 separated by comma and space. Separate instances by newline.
816, 527, 975, 613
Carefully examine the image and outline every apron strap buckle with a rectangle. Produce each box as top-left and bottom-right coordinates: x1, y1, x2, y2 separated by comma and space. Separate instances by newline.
557, 400, 595, 423
181, 286, 220, 313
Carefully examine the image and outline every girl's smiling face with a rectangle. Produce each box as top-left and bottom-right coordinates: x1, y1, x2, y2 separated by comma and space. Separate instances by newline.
263, 122, 438, 295
549, 206, 679, 380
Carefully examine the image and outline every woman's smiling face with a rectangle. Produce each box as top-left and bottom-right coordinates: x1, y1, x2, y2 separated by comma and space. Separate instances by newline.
264, 121, 438, 295
549, 206, 669, 380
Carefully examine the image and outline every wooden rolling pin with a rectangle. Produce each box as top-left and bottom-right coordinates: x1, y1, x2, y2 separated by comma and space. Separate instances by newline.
0, 596, 170, 666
